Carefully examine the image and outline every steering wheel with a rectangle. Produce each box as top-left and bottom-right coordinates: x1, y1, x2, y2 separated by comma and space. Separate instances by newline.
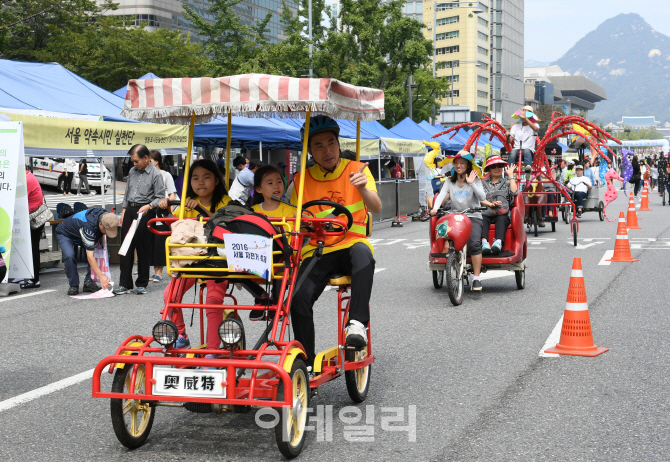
167, 200, 209, 217
301, 200, 354, 230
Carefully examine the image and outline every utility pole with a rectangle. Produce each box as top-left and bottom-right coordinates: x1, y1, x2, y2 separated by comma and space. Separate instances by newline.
408, 75, 413, 120
308, 0, 313, 78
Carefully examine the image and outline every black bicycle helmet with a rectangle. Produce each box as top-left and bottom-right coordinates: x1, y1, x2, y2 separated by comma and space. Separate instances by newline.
300, 115, 340, 142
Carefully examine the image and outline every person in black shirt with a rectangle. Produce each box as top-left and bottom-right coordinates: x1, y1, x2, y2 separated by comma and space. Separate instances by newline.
77, 158, 90, 195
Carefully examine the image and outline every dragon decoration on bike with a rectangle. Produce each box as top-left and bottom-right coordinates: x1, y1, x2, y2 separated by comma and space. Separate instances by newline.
433, 113, 623, 222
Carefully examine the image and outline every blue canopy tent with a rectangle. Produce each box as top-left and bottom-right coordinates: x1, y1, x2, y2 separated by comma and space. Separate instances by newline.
389, 118, 460, 151
113, 73, 160, 98
193, 116, 303, 150
0, 59, 130, 121
417, 121, 464, 151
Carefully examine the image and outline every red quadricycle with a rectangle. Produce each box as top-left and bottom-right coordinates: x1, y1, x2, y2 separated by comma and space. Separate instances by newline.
91, 74, 384, 458
422, 193, 528, 305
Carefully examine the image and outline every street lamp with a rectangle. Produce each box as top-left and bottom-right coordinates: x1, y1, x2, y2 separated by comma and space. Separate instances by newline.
431, 2, 484, 123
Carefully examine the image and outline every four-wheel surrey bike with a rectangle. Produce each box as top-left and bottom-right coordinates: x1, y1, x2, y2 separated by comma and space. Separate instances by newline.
92, 73, 382, 458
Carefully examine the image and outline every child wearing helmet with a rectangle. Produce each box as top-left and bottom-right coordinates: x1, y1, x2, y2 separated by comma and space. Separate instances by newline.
291, 115, 382, 370
480, 156, 518, 254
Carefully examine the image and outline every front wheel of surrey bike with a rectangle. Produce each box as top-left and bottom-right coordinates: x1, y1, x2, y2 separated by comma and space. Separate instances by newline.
599, 201, 605, 221
275, 358, 310, 459
515, 269, 525, 290
445, 251, 464, 306
345, 345, 371, 403
110, 362, 156, 449
571, 221, 578, 247
432, 270, 444, 289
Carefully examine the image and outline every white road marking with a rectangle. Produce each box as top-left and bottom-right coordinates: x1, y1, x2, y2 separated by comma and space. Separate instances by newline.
0, 289, 56, 303
631, 244, 643, 249
576, 241, 605, 250
376, 239, 407, 246
598, 250, 614, 265
539, 315, 564, 358
0, 368, 94, 413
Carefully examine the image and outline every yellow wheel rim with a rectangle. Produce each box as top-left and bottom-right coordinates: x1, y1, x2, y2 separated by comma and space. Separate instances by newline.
286, 369, 308, 447
355, 347, 369, 393
122, 365, 152, 437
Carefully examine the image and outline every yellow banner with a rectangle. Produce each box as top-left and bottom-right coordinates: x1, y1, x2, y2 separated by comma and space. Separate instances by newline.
0, 111, 189, 150
381, 137, 426, 155
339, 137, 379, 157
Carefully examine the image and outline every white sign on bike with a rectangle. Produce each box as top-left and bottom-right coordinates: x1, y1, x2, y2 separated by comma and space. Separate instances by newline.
153, 367, 226, 398
223, 234, 273, 280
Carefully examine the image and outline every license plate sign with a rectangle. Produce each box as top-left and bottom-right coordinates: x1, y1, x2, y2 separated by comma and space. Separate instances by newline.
153, 367, 226, 398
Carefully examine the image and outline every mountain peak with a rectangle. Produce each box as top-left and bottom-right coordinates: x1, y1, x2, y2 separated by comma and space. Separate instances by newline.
555, 13, 670, 124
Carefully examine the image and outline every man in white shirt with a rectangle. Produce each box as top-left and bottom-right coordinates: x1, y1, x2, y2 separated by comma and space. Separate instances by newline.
229, 159, 261, 205
568, 164, 592, 217
507, 106, 539, 167
63, 158, 77, 195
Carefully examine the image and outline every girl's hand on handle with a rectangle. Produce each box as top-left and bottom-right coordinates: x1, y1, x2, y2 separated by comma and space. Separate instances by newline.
184, 199, 200, 210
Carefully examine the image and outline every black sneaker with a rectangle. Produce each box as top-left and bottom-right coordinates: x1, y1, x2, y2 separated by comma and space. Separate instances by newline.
472, 280, 482, 291
20, 280, 40, 289
83, 280, 100, 293
344, 320, 368, 349
67, 287, 79, 295
249, 309, 266, 321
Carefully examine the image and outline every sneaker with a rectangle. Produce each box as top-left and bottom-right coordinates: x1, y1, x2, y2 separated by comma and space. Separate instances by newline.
249, 309, 267, 321
201, 354, 217, 370
83, 279, 100, 293
472, 279, 482, 291
344, 320, 368, 349
136, 286, 147, 295
174, 334, 190, 349
112, 286, 132, 295
89, 191, 96, 195
151, 275, 163, 283
481, 240, 492, 255
67, 286, 79, 295
76, 193, 82, 196
491, 239, 503, 255
539, 221, 546, 227
20, 280, 40, 289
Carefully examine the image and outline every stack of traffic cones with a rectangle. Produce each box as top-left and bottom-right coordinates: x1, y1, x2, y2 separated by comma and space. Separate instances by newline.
640, 184, 652, 211
544, 258, 609, 357
607, 212, 639, 262
626, 194, 641, 230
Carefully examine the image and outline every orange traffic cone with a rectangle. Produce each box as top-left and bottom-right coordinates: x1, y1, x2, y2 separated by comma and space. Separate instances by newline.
544, 258, 609, 357
626, 194, 641, 230
639, 185, 652, 211
607, 212, 638, 262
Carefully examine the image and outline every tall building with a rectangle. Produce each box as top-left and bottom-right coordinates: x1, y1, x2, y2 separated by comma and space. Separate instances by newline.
489, 0, 524, 126
524, 65, 607, 117
100, 0, 297, 44
424, 0, 492, 121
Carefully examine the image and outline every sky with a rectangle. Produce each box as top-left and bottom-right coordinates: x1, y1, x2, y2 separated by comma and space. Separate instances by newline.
524, 0, 670, 64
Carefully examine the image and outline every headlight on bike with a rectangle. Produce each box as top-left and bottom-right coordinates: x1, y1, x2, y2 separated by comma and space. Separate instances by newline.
152, 320, 179, 346
219, 318, 244, 348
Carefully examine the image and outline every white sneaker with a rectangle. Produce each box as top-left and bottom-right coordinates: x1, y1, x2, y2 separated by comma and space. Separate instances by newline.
344, 320, 368, 349
76, 193, 82, 196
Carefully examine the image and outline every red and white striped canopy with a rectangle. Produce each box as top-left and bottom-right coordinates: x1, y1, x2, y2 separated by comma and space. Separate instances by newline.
120, 74, 385, 124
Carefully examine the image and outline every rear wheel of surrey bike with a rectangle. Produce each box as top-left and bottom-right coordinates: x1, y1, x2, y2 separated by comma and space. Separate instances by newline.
515, 269, 525, 290
532, 208, 539, 237
599, 201, 605, 221
345, 345, 371, 403
432, 270, 444, 289
445, 251, 464, 306
275, 359, 310, 459
110, 362, 155, 449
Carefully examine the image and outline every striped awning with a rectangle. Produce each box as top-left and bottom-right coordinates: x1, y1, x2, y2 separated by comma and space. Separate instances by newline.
120, 74, 385, 125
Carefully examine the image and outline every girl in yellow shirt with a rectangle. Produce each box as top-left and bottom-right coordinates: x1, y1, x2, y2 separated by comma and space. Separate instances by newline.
158, 159, 232, 359
250, 165, 294, 321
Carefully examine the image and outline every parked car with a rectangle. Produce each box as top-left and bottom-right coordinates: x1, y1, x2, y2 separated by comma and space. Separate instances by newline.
28, 157, 112, 193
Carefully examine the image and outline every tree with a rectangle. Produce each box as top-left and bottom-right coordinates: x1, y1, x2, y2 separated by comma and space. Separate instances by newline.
182, 0, 274, 76
535, 104, 565, 138
37, 15, 212, 92
0, 0, 108, 61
